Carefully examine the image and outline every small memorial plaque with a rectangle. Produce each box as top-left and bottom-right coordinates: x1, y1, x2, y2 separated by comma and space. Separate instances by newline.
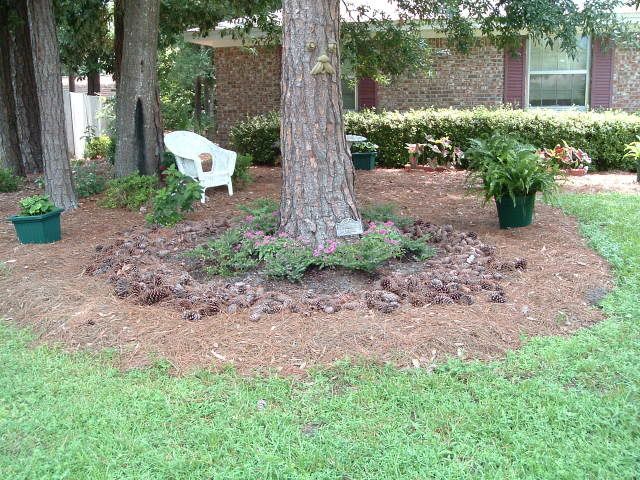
336, 218, 364, 237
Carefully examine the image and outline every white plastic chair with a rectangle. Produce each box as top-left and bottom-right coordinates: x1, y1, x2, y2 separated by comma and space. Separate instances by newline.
164, 131, 236, 203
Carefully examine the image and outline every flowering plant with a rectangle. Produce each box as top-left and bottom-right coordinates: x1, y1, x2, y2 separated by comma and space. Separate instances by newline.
424, 136, 464, 168
539, 142, 591, 171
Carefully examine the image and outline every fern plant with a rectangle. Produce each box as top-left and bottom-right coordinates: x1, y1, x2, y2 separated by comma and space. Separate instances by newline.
465, 134, 561, 205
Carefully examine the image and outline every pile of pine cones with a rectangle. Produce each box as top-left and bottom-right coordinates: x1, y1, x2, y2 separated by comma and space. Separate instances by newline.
86, 218, 527, 321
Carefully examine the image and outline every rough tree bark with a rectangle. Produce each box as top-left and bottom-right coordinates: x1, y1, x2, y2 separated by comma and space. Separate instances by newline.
27, 0, 77, 209
279, 0, 360, 246
68, 74, 76, 92
10, 0, 43, 173
115, 0, 163, 176
0, 14, 24, 175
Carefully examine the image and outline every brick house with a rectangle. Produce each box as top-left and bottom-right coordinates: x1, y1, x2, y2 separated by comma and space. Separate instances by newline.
186, 16, 640, 146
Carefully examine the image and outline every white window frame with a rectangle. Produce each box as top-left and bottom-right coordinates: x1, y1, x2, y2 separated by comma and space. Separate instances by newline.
525, 36, 591, 111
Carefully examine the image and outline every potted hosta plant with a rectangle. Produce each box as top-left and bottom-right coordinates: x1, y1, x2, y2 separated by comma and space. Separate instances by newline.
9, 195, 63, 244
540, 142, 591, 176
466, 134, 560, 229
351, 141, 378, 170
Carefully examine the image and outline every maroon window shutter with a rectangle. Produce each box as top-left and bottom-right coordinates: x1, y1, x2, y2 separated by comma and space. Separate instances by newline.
503, 41, 527, 107
357, 77, 377, 109
590, 38, 614, 109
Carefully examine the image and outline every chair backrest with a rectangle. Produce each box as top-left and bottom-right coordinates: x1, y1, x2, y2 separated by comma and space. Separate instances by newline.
164, 131, 237, 177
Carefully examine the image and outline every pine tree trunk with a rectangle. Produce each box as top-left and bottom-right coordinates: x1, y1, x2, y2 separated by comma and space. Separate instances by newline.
27, 0, 77, 209
68, 74, 76, 92
0, 15, 24, 176
279, 0, 359, 246
113, 0, 123, 85
115, 0, 163, 176
10, 0, 43, 173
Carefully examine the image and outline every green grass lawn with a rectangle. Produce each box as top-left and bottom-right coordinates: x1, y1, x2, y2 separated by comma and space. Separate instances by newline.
1, 194, 639, 479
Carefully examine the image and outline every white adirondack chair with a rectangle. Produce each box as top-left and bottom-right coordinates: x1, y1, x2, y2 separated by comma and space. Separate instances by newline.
164, 131, 236, 203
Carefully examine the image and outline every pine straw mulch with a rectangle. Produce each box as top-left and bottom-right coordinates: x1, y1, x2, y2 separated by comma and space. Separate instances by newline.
0, 168, 613, 375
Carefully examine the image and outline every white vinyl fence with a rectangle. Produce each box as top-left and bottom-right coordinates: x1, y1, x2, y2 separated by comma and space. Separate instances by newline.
62, 92, 113, 159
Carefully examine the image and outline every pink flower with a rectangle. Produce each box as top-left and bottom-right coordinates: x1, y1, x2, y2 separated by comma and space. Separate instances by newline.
378, 229, 388, 235
313, 245, 323, 257
383, 221, 394, 227
244, 231, 255, 239
278, 232, 288, 238
245, 215, 254, 222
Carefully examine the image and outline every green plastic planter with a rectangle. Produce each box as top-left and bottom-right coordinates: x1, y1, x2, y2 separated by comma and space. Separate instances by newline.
352, 152, 377, 170
10, 208, 63, 244
494, 194, 535, 229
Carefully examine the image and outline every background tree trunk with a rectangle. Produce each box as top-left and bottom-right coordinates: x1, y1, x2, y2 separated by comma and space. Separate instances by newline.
0, 15, 24, 175
27, 0, 77, 209
113, 0, 123, 85
279, 0, 359, 246
10, 0, 43, 173
115, 0, 163, 176
194, 75, 202, 132
87, 71, 100, 95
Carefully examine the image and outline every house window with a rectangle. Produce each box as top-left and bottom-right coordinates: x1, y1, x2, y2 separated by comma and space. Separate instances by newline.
342, 78, 357, 110
527, 36, 590, 109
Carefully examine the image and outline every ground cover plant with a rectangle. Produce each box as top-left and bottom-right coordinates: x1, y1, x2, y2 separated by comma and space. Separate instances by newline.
99, 173, 158, 211
0, 167, 22, 193
1, 193, 638, 478
190, 199, 435, 282
146, 165, 202, 226
71, 160, 113, 198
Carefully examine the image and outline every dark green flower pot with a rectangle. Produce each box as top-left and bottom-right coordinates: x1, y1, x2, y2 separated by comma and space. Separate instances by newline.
10, 208, 63, 244
352, 152, 377, 170
495, 195, 535, 229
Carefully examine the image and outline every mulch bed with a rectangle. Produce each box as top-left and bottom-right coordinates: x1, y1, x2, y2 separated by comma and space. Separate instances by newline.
0, 168, 613, 375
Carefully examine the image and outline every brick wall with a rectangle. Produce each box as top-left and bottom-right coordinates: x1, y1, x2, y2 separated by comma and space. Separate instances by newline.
214, 47, 282, 145
612, 46, 640, 112
377, 39, 504, 110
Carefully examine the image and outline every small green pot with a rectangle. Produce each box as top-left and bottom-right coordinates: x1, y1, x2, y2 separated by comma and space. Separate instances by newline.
495, 194, 535, 229
10, 208, 63, 244
352, 152, 377, 170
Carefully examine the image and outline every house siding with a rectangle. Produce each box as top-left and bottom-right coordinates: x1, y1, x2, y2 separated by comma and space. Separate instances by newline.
377, 39, 504, 110
612, 46, 640, 111
214, 46, 281, 145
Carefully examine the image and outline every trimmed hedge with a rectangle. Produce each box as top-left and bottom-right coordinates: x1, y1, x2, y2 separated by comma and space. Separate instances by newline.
230, 107, 640, 171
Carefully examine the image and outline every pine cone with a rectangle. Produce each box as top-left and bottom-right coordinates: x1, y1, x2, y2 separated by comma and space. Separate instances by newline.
182, 310, 201, 322
480, 280, 496, 291
489, 292, 507, 303
449, 291, 463, 301
376, 301, 399, 314
432, 294, 454, 305
380, 276, 393, 290
458, 294, 474, 305
406, 276, 420, 292
409, 294, 425, 307
478, 244, 495, 255
430, 278, 446, 292
514, 258, 528, 270
199, 302, 220, 317
467, 231, 478, 240
445, 282, 460, 294
498, 261, 516, 272
140, 287, 170, 305
114, 278, 131, 298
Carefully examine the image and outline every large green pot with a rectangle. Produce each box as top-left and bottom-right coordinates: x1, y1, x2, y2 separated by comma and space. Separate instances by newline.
495, 194, 535, 229
352, 152, 377, 170
9, 208, 63, 244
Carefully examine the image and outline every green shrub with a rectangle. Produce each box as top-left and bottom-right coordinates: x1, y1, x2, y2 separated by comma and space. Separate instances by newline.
230, 107, 640, 171
233, 154, 253, 186
99, 173, 158, 210
84, 135, 113, 159
146, 165, 203, 226
0, 168, 22, 193
19, 195, 56, 216
229, 111, 280, 165
72, 161, 112, 198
